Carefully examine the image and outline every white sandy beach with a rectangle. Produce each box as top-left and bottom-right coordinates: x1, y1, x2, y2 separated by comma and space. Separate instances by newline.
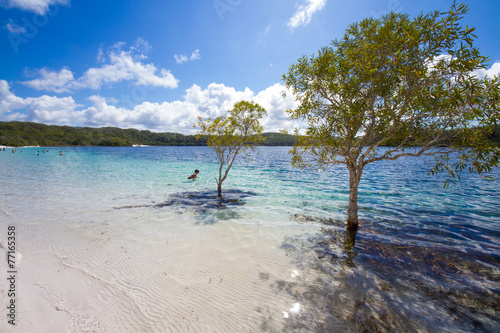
0, 203, 315, 332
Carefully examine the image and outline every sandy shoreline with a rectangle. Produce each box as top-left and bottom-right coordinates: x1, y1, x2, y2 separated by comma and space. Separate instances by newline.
0, 205, 310, 332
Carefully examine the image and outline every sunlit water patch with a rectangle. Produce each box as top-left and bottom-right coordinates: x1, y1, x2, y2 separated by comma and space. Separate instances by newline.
0, 146, 498, 332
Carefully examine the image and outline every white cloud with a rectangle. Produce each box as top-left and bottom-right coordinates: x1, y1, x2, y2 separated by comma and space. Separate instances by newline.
81, 82, 255, 131
22, 68, 74, 93
3, 20, 26, 34
1, 79, 300, 133
288, 0, 326, 30
0, 80, 31, 118
27, 95, 78, 123
473, 62, 500, 79
22, 39, 179, 92
190, 49, 201, 61
96, 47, 105, 63
129, 37, 151, 56
184, 83, 254, 118
254, 83, 299, 132
0, 80, 78, 123
1, 0, 69, 15
174, 54, 189, 64
175, 49, 201, 64
76, 50, 178, 90
82, 95, 129, 126
426, 57, 500, 82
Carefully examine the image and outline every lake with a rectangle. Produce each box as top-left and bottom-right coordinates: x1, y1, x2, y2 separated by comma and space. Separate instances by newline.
0, 146, 499, 332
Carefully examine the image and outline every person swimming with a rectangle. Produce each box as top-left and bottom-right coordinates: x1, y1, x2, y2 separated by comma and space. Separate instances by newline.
188, 169, 200, 179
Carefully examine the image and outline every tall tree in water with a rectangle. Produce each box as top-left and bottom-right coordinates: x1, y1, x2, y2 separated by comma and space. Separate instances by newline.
283, 2, 500, 233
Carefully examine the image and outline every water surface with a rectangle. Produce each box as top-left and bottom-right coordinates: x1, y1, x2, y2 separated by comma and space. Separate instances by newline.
0, 146, 498, 332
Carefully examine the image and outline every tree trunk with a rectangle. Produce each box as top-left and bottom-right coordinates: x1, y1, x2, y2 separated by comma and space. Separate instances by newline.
347, 166, 361, 230
345, 225, 358, 247
217, 182, 222, 199
344, 225, 358, 265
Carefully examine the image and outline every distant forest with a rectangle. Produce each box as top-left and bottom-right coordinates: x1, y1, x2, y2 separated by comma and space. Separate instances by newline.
1, 121, 498, 148
0, 121, 299, 147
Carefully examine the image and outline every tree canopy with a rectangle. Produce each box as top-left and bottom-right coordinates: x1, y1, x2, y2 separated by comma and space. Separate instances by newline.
283, 2, 500, 230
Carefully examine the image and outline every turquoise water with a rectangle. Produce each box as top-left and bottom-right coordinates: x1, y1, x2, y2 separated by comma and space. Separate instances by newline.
0, 146, 499, 332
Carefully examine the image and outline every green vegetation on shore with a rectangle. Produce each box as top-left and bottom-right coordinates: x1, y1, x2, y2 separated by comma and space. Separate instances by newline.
1, 121, 498, 148
0, 121, 298, 147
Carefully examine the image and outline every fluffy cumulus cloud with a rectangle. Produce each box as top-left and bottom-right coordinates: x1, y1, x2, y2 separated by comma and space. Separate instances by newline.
254, 83, 299, 132
76, 51, 178, 90
0, 0, 69, 15
22, 39, 178, 92
78, 83, 294, 133
22, 68, 74, 93
26, 95, 78, 123
0, 80, 78, 123
0, 79, 299, 133
183, 83, 254, 118
288, 0, 326, 30
82, 95, 130, 127
0, 80, 31, 119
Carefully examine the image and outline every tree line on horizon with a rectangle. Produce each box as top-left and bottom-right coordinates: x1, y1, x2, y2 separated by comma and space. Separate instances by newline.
1, 121, 499, 148
0, 121, 299, 147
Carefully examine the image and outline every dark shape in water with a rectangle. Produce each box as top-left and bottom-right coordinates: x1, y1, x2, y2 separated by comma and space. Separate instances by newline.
115, 189, 256, 213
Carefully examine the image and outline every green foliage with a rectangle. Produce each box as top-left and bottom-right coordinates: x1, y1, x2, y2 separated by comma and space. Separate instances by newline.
282, 2, 500, 226
0, 122, 297, 147
283, 1, 499, 176
196, 100, 267, 197
0, 122, 204, 146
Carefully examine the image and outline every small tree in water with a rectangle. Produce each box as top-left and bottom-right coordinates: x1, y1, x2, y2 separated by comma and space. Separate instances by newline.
196, 101, 267, 199
283, 3, 500, 234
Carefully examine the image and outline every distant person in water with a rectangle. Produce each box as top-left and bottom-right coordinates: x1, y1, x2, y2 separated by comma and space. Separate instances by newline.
188, 169, 199, 179
59, 151, 63, 155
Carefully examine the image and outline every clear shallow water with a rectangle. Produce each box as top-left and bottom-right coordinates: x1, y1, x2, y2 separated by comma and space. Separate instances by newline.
0, 146, 499, 332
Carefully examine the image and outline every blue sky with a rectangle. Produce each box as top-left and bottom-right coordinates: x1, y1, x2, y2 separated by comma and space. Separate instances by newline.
1, 0, 499, 134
